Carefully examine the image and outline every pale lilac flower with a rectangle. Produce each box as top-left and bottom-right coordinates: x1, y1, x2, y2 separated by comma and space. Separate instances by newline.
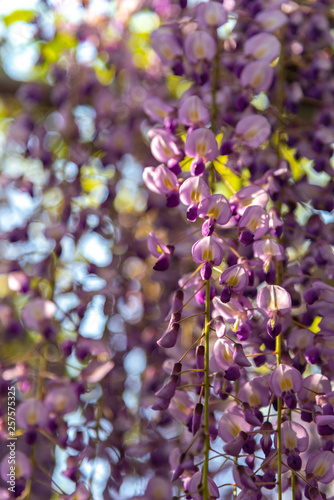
143, 98, 173, 124
238, 378, 271, 409
298, 374, 331, 404
185, 128, 218, 161
151, 30, 182, 64
235, 115, 271, 148
197, 193, 231, 226
218, 405, 252, 443
192, 236, 223, 266
44, 385, 78, 415
255, 10, 288, 33
244, 33, 281, 63
197, 1, 227, 28
184, 31, 217, 64
219, 264, 249, 294
214, 338, 251, 372
239, 205, 269, 242
306, 451, 334, 484
16, 398, 48, 428
240, 61, 274, 93
145, 477, 173, 499
179, 176, 210, 221
21, 298, 56, 331
230, 185, 268, 215
253, 239, 285, 273
212, 296, 249, 331
269, 364, 303, 397
143, 165, 179, 206
279, 421, 309, 455
0, 451, 32, 480
148, 129, 182, 163
287, 329, 314, 352
178, 95, 210, 126
147, 232, 174, 271
257, 285, 292, 318
188, 471, 219, 500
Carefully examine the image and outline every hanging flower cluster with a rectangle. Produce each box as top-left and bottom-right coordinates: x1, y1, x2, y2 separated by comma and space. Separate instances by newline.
0, 0, 333, 499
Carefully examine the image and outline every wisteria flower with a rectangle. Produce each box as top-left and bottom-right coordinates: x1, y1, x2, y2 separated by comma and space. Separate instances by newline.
185, 128, 218, 176
148, 128, 182, 164
306, 451, 334, 484
143, 165, 179, 207
269, 364, 303, 408
21, 298, 56, 332
184, 31, 217, 64
244, 33, 281, 63
238, 205, 269, 245
44, 385, 78, 415
16, 398, 48, 429
255, 10, 288, 33
235, 115, 271, 148
197, 1, 227, 28
147, 231, 174, 271
192, 236, 223, 279
240, 61, 274, 93
143, 97, 173, 124
187, 471, 219, 500
178, 95, 210, 127
197, 193, 231, 235
151, 30, 182, 64
179, 176, 211, 221
219, 264, 249, 302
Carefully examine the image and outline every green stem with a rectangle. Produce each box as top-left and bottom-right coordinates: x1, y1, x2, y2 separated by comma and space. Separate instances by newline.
276, 333, 282, 500
203, 279, 211, 500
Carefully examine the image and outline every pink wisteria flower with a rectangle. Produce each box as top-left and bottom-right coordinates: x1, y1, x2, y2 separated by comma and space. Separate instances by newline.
192, 236, 223, 279
143, 164, 179, 207
21, 298, 56, 332
197, 1, 227, 28
147, 231, 174, 271
255, 10, 288, 33
238, 205, 269, 245
179, 176, 211, 221
184, 31, 217, 64
235, 114, 271, 148
244, 33, 281, 62
16, 398, 48, 429
143, 97, 173, 124
185, 128, 218, 176
219, 264, 249, 302
198, 193, 231, 235
178, 95, 210, 127
269, 364, 303, 408
240, 60, 274, 93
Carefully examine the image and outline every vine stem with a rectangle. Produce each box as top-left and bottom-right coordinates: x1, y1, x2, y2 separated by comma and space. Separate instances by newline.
203, 279, 211, 500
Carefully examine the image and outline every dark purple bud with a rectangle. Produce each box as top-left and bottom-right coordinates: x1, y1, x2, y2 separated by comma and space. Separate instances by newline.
224, 365, 240, 381
253, 353, 266, 367
155, 375, 179, 399
284, 392, 297, 410
223, 432, 247, 456
323, 440, 333, 452
201, 261, 212, 281
187, 204, 198, 221
239, 230, 254, 246
171, 290, 184, 313
166, 191, 180, 207
287, 452, 302, 471
323, 403, 333, 415
153, 253, 170, 271
304, 288, 319, 305
172, 59, 184, 76
157, 322, 180, 348
171, 464, 184, 482
220, 284, 231, 303
220, 140, 234, 155
260, 422, 273, 456
245, 455, 255, 470
236, 323, 251, 341
233, 343, 251, 367
301, 407, 313, 423
172, 362, 182, 376
152, 398, 170, 411
308, 487, 326, 500
167, 158, 181, 175
196, 345, 205, 380
25, 428, 37, 445
235, 94, 249, 112
317, 424, 334, 436
192, 403, 203, 435
262, 471, 276, 490
266, 320, 282, 339
202, 218, 215, 236
244, 408, 262, 427
60, 340, 75, 357
305, 347, 321, 365
242, 436, 256, 455
179, 0, 187, 8
190, 158, 205, 176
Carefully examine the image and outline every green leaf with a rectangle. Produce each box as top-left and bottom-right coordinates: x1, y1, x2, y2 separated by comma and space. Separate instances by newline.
2, 9, 35, 26
279, 143, 308, 181
213, 156, 242, 197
